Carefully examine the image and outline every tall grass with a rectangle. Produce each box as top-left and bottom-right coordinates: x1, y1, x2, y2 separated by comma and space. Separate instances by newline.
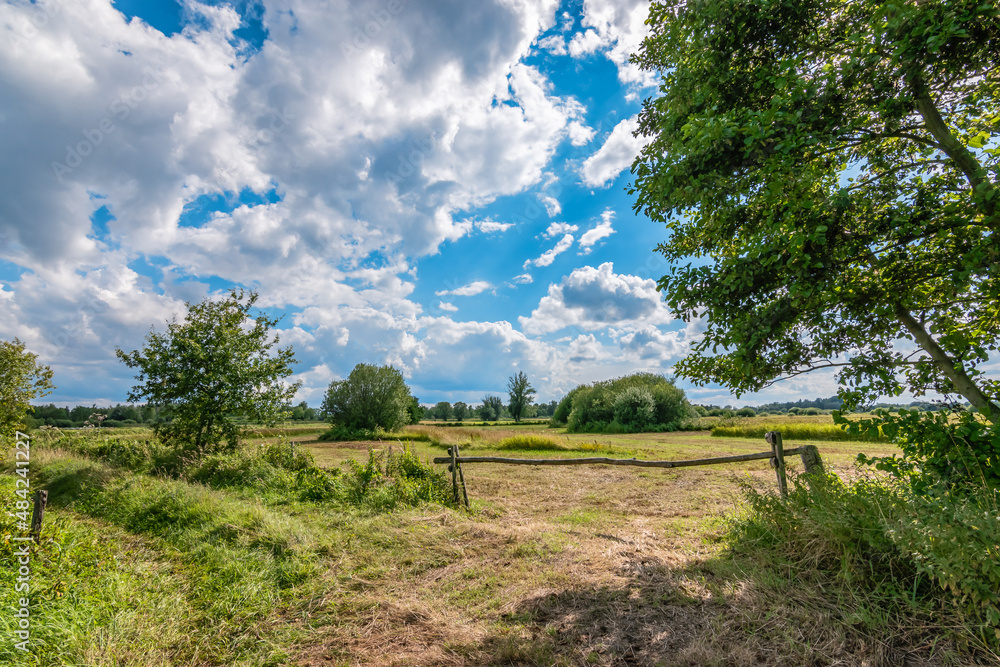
712, 420, 886, 441
1, 452, 320, 665
726, 472, 1000, 656
496, 434, 566, 451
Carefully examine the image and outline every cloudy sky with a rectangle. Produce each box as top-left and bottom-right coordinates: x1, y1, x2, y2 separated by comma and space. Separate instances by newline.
0, 0, 841, 408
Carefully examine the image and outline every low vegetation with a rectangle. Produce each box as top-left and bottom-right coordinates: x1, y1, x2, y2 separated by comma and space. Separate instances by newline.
712, 419, 887, 442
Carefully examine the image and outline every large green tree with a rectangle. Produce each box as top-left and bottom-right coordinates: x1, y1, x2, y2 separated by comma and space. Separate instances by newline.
0, 338, 54, 439
116, 289, 300, 451
631, 0, 1000, 421
322, 363, 412, 432
506, 371, 536, 423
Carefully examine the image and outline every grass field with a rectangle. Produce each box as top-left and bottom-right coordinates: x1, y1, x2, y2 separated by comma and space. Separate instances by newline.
2, 418, 989, 666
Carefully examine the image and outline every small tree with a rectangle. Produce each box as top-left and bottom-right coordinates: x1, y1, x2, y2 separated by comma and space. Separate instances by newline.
481, 395, 504, 422
322, 363, 412, 432
453, 401, 468, 422
0, 338, 54, 439
507, 371, 536, 423
116, 289, 300, 451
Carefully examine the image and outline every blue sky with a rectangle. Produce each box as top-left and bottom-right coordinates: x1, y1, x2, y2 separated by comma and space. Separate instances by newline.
0, 0, 843, 408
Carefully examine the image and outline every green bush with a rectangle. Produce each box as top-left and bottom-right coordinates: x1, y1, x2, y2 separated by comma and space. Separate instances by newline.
558, 373, 692, 433
842, 409, 1000, 494
334, 448, 453, 511
322, 363, 412, 432
318, 424, 383, 441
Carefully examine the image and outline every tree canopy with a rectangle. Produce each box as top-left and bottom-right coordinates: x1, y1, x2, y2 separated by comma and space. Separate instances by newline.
0, 338, 54, 439
322, 363, 413, 432
631, 0, 1000, 421
432, 401, 453, 421
116, 289, 300, 450
506, 371, 536, 423
481, 395, 504, 422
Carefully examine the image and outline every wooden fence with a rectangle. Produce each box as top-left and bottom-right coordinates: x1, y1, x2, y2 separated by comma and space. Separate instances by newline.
433, 431, 823, 507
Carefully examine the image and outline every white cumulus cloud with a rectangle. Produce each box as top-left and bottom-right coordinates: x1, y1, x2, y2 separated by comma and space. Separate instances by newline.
580, 116, 646, 188
519, 262, 671, 334
524, 232, 574, 269
578, 209, 616, 252
435, 280, 493, 297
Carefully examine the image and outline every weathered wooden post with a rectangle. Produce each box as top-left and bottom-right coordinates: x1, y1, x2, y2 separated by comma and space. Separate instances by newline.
456, 446, 470, 508
765, 431, 788, 498
30, 490, 48, 538
798, 444, 824, 475
449, 446, 459, 505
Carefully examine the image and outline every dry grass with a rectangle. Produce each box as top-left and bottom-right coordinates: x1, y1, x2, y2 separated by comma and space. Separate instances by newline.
282, 423, 940, 666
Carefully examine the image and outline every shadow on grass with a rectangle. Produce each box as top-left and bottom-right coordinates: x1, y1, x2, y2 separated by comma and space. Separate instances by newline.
470, 551, 962, 667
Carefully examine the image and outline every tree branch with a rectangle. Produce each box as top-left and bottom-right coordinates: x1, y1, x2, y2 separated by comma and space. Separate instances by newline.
894, 305, 1000, 423
909, 75, 999, 226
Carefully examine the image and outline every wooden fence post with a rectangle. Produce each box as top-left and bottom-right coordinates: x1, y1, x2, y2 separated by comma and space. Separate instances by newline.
30, 490, 48, 538
456, 446, 470, 508
449, 446, 459, 505
765, 431, 788, 498
798, 444, 825, 475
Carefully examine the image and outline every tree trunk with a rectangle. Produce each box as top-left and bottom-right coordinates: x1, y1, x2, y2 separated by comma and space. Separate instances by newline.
894, 305, 1000, 423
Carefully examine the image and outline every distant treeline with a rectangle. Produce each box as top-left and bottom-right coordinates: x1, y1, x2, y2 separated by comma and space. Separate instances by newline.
26, 401, 322, 429
695, 395, 961, 417
421, 400, 558, 422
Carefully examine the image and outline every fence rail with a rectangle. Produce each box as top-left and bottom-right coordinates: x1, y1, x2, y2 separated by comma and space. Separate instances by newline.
433, 431, 822, 507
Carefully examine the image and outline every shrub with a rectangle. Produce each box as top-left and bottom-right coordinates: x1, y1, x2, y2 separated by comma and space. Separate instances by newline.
843, 409, 1000, 494
559, 373, 692, 433
335, 448, 453, 511
735, 407, 756, 417
318, 425, 383, 441
613, 386, 655, 430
